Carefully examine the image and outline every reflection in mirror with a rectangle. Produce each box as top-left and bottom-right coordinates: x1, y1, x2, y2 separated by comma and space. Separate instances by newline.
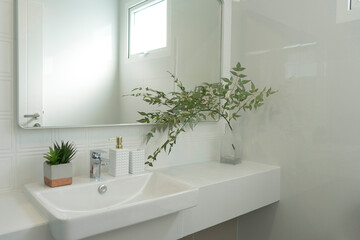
17, 0, 222, 128
128, 0, 168, 56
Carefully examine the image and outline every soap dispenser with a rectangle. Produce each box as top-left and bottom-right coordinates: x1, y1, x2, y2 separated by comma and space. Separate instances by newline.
108, 136, 129, 177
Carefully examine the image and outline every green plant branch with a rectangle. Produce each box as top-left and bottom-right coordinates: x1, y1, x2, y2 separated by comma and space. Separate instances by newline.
231, 91, 260, 119
146, 109, 205, 165
128, 62, 276, 166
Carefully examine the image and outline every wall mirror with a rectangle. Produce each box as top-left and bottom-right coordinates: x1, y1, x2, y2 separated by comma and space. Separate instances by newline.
17, 0, 222, 128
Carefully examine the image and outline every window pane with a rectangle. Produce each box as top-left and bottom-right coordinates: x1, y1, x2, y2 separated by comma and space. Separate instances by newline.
129, 0, 167, 56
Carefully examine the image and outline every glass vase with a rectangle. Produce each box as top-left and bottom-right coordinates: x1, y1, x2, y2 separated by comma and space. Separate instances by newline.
220, 123, 242, 165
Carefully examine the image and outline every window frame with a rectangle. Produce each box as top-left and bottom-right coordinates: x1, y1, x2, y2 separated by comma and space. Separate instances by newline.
127, 0, 171, 60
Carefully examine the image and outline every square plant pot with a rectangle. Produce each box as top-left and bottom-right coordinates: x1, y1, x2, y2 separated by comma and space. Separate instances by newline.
43, 162, 72, 187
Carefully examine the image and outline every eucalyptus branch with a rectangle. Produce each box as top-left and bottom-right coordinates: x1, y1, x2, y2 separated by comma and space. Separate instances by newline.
128, 62, 277, 166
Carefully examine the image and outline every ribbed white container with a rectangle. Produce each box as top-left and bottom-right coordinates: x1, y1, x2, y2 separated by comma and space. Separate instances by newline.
129, 149, 145, 174
109, 149, 129, 177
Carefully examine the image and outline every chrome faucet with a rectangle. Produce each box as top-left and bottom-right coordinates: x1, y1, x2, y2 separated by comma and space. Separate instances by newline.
90, 150, 108, 180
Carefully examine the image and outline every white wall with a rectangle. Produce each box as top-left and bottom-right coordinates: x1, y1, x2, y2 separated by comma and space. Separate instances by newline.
0, 0, 228, 194
232, 0, 360, 239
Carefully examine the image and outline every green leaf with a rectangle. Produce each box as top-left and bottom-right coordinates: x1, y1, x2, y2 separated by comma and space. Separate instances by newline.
138, 118, 149, 123
251, 82, 255, 91
230, 71, 238, 76
146, 132, 154, 143
221, 78, 230, 83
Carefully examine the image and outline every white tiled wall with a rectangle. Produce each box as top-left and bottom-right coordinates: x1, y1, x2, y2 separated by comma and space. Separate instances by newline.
0, 0, 222, 193
232, 0, 360, 239
0, 0, 14, 192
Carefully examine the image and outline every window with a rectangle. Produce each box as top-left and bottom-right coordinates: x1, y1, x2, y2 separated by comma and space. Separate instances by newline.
128, 0, 168, 57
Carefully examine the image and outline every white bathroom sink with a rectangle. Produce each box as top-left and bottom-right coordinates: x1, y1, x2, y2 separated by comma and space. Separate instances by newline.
24, 172, 198, 240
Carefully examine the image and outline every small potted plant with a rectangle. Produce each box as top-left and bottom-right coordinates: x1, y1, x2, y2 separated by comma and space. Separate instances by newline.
43, 141, 77, 187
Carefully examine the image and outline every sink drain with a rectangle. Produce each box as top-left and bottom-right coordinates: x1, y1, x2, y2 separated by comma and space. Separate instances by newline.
98, 184, 107, 194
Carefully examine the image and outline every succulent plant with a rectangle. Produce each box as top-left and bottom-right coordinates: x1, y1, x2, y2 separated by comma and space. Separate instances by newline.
44, 141, 77, 165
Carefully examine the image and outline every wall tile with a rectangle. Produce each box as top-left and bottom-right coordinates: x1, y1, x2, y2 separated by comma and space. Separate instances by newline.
54, 128, 88, 149
72, 150, 88, 177
0, 0, 13, 37
0, 118, 13, 152
0, 80, 12, 114
15, 127, 54, 152
0, 155, 13, 190
88, 126, 144, 145
87, 126, 148, 154
0, 39, 12, 77
15, 153, 44, 187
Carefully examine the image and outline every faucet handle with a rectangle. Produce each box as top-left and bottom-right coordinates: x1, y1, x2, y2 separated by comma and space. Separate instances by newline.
90, 150, 110, 164
90, 150, 107, 160
90, 149, 108, 180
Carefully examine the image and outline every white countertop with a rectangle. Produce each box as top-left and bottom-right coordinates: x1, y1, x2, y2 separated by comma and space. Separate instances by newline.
0, 161, 280, 240
154, 161, 279, 187
0, 190, 48, 236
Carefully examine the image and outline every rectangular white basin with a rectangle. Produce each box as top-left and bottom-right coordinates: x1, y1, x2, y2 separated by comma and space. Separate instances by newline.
24, 172, 198, 240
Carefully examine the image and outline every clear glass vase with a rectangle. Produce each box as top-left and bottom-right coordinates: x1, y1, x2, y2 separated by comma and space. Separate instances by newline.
220, 123, 242, 165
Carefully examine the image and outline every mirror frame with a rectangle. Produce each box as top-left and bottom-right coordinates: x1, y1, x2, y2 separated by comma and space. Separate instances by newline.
15, 0, 225, 129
